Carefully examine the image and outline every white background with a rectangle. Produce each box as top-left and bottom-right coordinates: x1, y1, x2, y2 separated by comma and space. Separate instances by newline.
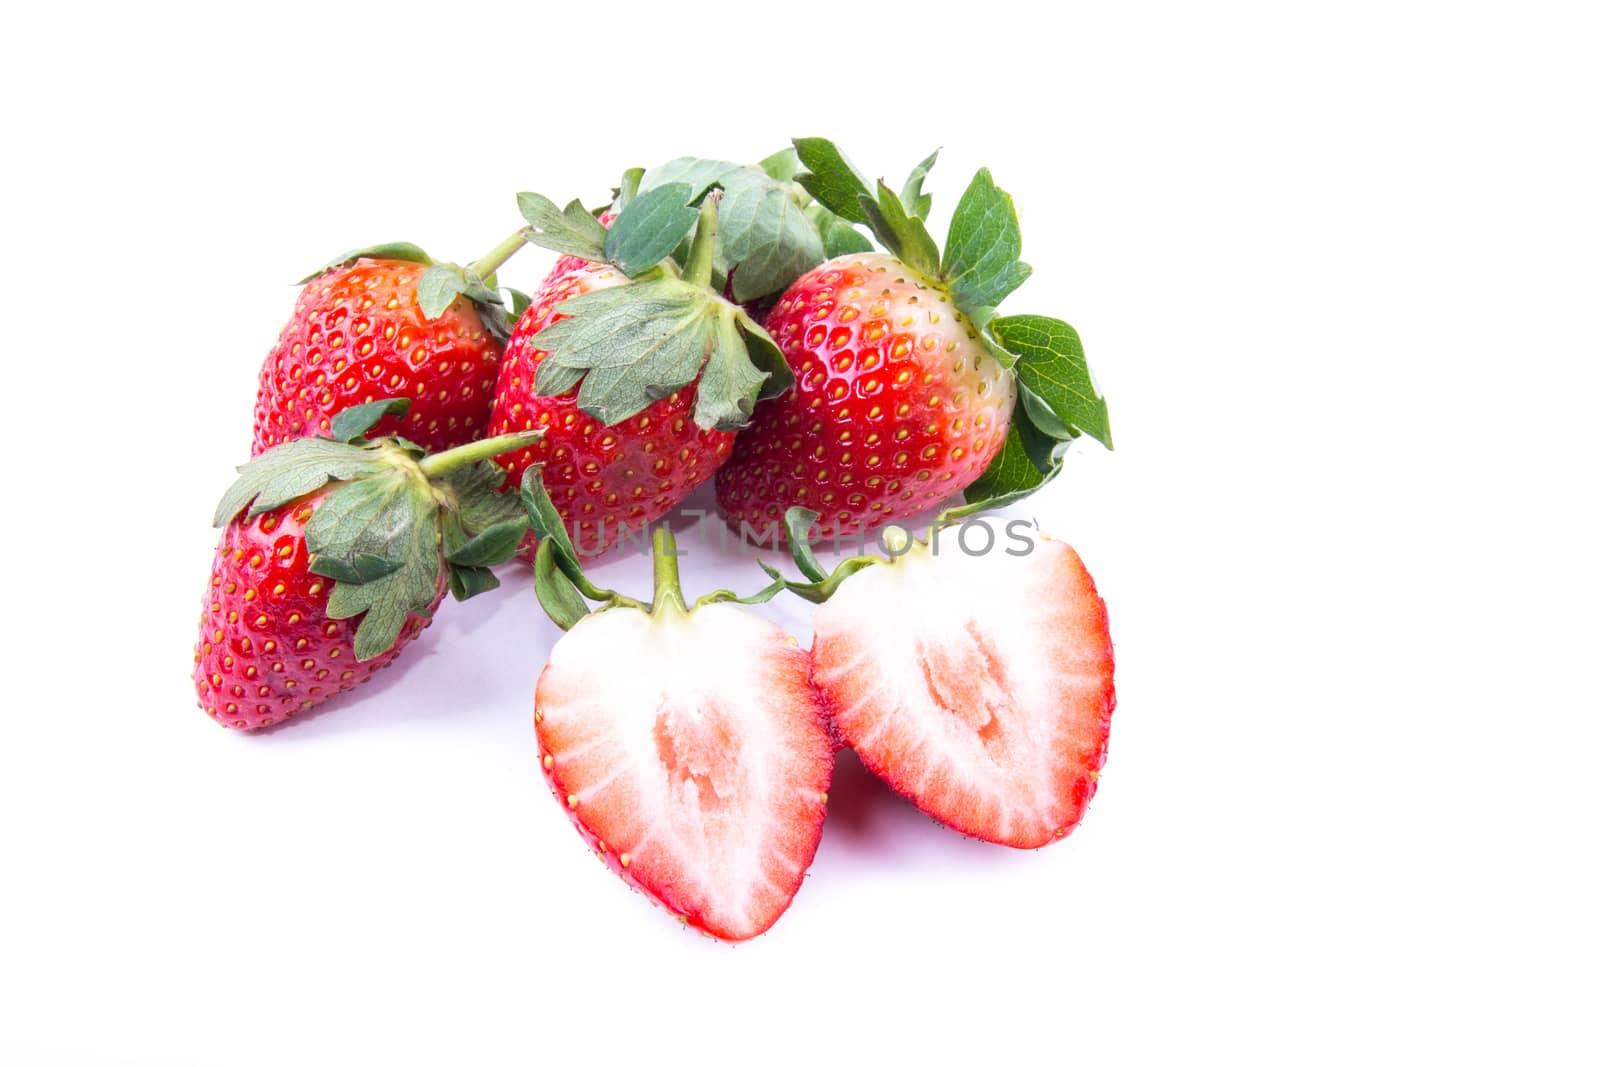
3, 2, 1595, 1063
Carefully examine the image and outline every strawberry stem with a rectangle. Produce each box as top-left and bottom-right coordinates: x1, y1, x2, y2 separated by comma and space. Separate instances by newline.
682, 191, 722, 290
469, 229, 530, 279
650, 527, 687, 617
416, 430, 542, 479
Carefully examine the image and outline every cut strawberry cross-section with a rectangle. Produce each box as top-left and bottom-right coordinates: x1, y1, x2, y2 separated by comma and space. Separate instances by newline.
808, 531, 1115, 848
529, 510, 832, 941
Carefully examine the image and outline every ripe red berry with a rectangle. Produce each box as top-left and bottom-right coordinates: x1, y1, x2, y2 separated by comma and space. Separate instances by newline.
487, 260, 734, 559
252, 258, 504, 456
716, 252, 1015, 540
193, 491, 441, 730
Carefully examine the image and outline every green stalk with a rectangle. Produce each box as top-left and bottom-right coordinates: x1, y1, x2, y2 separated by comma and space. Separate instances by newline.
417, 430, 542, 479
469, 229, 530, 279
650, 527, 688, 617
682, 191, 722, 290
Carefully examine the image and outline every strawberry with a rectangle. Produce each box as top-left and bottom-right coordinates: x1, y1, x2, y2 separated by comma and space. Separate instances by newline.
717, 251, 1017, 537
196, 487, 440, 730
716, 139, 1114, 543
529, 516, 832, 940
805, 529, 1115, 848
196, 399, 537, 730
491, 178, 817, 559
251, 234, 527, 457
485, 257, 734, 559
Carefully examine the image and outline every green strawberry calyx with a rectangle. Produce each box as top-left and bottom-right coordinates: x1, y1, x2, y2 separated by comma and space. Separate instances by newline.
512, 189, 793, 432
791, 137, 1113, 516
212, 397, 540, 660
518, 467, 782, 631
510, 146, 876, 433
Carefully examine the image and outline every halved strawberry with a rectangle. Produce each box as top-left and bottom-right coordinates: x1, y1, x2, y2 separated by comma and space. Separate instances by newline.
808, 532, 1115, 848
531, 523, 832, 940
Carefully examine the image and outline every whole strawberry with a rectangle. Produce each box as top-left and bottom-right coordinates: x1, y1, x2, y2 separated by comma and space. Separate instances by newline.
252, 235, 526, 457
718, 251, 1017, 536
491, 183, 803, 559
716, 139, 1114, 542
196, 399, 537, 729
486, 258, 733, 560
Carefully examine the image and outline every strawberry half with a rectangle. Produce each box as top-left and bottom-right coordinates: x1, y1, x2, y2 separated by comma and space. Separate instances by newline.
716, 138, 1114, 543
808, 531, 1115, 848
524, 492, 831, 941
196, 399, 538, 730
252, 235, 526, 456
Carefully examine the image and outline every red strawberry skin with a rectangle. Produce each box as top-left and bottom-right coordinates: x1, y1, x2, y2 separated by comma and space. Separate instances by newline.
810, 537, 1114, 848
716, 252, 1015, 541
192, 492, 442, 730
534, 604, 833, 940
487, 260, 735, 559
251, 258, 504, 457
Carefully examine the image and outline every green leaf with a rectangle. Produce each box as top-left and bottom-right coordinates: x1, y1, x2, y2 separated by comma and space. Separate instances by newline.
438, 458, 524, 533
612, 167, 644, 212
505, 287, 532, 320
445, 515, 529, 567
792, 138, 873, 225
1019, 384, 1078, 441
718, 169, 824, 301
858, 181, 941, 278
529, 275, 780, 430
517, 193, 608, 262
737, 315, 794, 400
213, 438, 391, 526
329, 397, 410, 443
951, 422, 1061, 516
448, 564, 500, 602
758, 147, 803, 182
978, 327, 1020, 371
943, 168, 1033, 313
991, 314, 1113, 448
317, 479, 443, 661
308, 552, 403, 584
534, 539, 590, 630
417, 265, 468, 319
606, 182, 700, 277
1016, 402, 1071, 473
636, 157, 742, 199
807, 205, 874, 258
302, 470, 416, 564
534, 358, 585, 398
301, 242, 432, 283
519, 466, 579, 564
783, 508, 828, 582
534, 279, 711, 424
696, 314, 768, 430
900, 149, 940, 221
